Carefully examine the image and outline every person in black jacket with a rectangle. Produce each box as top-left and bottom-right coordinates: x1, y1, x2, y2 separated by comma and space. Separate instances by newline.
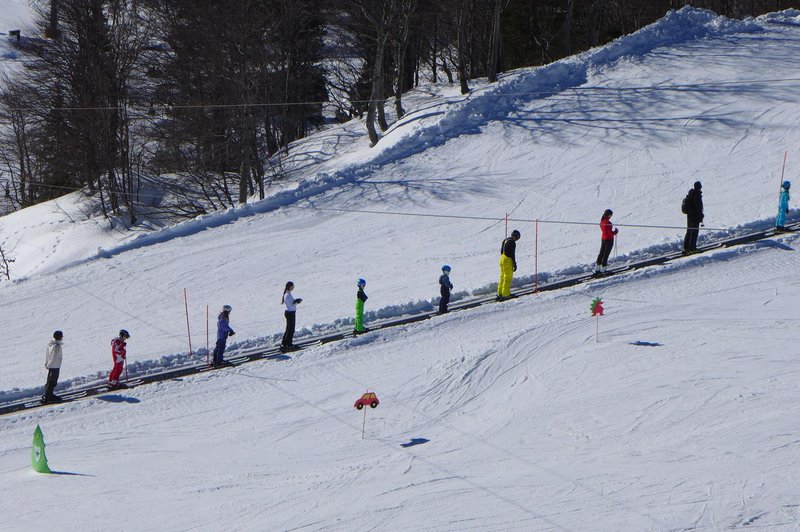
497, 229, 520, 300
683, 181, 704, 254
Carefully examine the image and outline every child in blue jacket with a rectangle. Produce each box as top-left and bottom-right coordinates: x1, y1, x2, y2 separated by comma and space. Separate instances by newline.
438, 265, 453, 314
777, 180, 791, 230
212, 305, 235, 366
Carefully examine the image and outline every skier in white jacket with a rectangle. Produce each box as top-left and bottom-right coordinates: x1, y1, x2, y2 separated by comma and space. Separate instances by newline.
42, 330, 64, 403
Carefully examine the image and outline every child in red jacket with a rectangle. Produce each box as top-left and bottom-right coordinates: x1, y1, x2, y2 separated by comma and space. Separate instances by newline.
109, 329, 130, 387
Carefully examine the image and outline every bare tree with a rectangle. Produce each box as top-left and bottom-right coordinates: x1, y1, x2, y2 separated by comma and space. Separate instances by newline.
563, 0, 575, 56
393, 0, 416, 119
459, 0, 473, 93
1, 0, 152, 223
487, 0, 507, 82
0, 244, 14, 281
0, 76, 38, 209
342, 0, 400, 145
45, 0, 60, 39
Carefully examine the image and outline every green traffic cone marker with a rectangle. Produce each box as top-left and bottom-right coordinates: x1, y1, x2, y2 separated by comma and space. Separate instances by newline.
31, 424, 52, 474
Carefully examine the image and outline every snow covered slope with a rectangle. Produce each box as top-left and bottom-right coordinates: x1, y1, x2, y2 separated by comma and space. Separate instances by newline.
1, 232, 799, 530
2, 8, 799, 391
1, 7, 800, 529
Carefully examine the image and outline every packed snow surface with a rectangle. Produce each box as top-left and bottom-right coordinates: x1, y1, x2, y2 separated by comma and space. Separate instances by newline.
1, 7, 800, 530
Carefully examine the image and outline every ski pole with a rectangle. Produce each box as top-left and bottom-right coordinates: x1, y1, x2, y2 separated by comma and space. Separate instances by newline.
124, 357, 129, 385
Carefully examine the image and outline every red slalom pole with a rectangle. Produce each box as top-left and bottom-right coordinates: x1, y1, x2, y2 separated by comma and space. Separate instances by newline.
780, 151, 788, 190
206, 304, 209, 365
184, 288, 193, 357
534, 219, 539, 292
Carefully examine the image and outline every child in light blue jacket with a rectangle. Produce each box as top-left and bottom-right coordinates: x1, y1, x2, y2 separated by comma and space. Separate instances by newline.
776, 180, 791, 230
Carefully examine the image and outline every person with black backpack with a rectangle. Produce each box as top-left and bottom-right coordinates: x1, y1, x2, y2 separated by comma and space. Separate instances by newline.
682, 181, 704, 254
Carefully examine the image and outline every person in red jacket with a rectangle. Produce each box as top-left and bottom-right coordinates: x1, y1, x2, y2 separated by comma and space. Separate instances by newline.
594, 209, 618, 275
109, 329, 130, 388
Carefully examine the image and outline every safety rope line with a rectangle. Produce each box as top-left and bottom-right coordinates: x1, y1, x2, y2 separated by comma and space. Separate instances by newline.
290, 205, 730, 232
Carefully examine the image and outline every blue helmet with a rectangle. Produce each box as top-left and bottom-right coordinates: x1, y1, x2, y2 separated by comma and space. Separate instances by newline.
441, 264, 451, 273
357, 278, 366, 287
783, 180, 791, 190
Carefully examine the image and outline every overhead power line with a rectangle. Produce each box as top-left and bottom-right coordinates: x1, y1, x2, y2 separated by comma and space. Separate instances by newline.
2, 77, 799, 113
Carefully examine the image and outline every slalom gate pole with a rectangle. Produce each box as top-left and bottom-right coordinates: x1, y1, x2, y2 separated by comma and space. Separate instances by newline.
183, 288, 193, 357
505, 213, 508, 238
780, 151, 788, 190
534, 219, 539, 292
361, 408, 367, 439
206, 305, 209, 366
596, 315, 599, 342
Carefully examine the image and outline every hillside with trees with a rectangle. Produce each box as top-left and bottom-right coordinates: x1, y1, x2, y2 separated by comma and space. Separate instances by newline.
0, 0, 794, 221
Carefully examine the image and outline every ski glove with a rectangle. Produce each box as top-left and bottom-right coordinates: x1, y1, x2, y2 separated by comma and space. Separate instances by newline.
228, 331, 235, 337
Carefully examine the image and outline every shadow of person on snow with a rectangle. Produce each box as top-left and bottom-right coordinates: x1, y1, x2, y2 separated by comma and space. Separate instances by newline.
629, 341, 663, 347
755, 240, 794, 251
401, 438, 430, 448
97, 395, 141, 404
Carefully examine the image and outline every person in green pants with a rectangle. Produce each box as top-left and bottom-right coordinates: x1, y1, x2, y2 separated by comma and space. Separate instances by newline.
355, 278, 368, 333
497, 229, 520, 300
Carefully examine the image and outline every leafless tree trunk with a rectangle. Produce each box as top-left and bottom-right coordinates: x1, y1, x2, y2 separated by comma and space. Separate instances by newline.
487, 0, 503, 82
352, 0, 398, 145
46, 0, 60, 38
393, 0, 415, 119
563, 0, 574, 56
431, 3, 438, 83
456, 0, 471, 94
366, 33, 387, 145
589, 0, 605, 47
